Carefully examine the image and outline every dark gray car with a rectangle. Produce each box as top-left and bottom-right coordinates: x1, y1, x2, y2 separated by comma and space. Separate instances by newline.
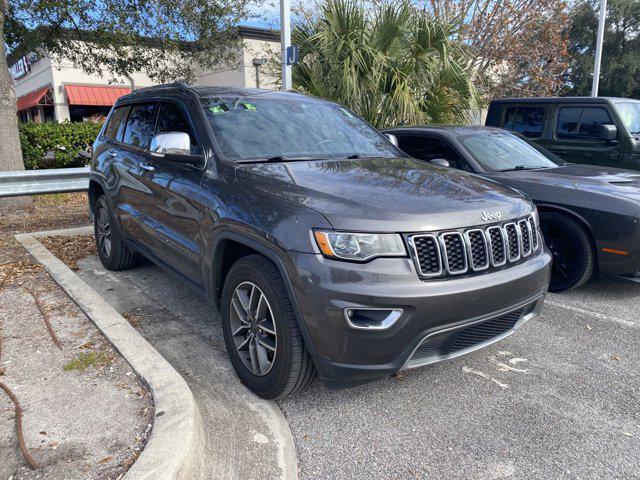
90, 84, 551, 398
385, 125, 640, 292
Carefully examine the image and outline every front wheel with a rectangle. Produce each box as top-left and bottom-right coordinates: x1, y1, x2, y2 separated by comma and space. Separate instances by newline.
221, 254, 316, 399
540, 212, 595, 292
93, 195, 137, 271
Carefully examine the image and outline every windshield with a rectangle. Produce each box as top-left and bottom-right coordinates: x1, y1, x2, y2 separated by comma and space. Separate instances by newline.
460, 132, 560, 171
201, 96, 399, 161
614, 102, 640, 135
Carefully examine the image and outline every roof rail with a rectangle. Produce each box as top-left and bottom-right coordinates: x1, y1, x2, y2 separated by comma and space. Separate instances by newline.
128, 82, 195, 95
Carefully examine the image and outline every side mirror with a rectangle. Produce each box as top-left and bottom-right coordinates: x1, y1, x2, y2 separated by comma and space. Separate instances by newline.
385, 133, 399, 147
598, 124, 617, 141
150, 132, 191, 157
430, 158, 450, 168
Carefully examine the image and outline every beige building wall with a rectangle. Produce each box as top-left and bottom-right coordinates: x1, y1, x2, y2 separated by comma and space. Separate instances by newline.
241, 38, 280, 89
192, 38, 279, 90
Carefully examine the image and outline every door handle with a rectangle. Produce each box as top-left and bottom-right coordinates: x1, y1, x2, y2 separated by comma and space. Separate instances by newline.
108, 151, 118, 158
140, 163, 155, 172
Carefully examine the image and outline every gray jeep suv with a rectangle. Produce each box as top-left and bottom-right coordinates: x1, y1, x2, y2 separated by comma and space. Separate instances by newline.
89, 83, 551, 398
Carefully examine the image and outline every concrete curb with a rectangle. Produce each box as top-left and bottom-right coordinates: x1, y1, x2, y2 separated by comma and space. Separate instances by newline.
16, 229, 206, 480
17, 226, 300, 480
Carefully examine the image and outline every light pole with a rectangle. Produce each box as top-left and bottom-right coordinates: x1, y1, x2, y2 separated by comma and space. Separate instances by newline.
280, 0, 292, 90
591, 0, 607, 97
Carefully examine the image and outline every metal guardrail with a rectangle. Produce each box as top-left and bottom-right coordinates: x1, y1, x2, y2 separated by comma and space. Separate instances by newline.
0, 167, 90, 198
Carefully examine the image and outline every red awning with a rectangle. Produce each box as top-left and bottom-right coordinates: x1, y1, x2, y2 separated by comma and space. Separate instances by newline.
16, 86, 52, 111
65, 84, 131, 106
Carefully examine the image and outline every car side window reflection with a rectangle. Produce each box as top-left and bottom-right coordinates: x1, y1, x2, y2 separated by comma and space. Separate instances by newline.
103, 106, 130, 142
556, 106, 614, 141
122, 103, 159, 149
503, 106, 545, 138
156, 102, 203, 155
398, 135, 469, 171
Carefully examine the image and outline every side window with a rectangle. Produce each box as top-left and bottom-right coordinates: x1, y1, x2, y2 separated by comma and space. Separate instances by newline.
578, 107, 613, 139
103, 106, 129, 141
122, 103, 159, 149
503, 106, 545, 138
398, 135, 468, 170
556, 107, 582, 138
556, 106, 613, 141
156, 102, 202, 155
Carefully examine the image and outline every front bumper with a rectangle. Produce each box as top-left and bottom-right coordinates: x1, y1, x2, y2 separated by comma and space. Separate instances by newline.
288, 249, 552, 388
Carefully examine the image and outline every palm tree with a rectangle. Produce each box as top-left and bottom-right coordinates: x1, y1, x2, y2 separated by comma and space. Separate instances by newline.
292, 0, 480, 128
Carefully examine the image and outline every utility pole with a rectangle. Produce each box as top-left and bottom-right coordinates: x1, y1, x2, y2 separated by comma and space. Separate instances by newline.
591, 0, 607, 97
280, 0, 292, 90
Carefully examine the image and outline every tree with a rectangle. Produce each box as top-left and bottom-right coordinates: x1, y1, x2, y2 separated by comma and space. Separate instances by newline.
427, 0, 570, 99
1, 0, 259, 171
292, 0, 479, 128
567, 0, 640, 97
1, 4, 23, 174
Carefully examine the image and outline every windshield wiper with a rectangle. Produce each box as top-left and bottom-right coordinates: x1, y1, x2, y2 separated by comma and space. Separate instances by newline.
498, 165, 547, 172
238, 155, 322, 164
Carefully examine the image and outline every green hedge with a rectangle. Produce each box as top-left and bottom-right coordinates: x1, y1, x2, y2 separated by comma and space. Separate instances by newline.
19, 121, 103, 169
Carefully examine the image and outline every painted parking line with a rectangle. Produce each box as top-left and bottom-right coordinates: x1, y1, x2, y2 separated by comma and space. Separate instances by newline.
544, 299, 638, 328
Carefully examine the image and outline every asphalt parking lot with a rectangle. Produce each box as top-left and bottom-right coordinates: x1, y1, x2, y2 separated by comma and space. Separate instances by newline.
74, 255, 640, 480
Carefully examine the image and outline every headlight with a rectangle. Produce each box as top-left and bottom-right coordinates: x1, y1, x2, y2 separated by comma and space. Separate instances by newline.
314, 230, 406, 261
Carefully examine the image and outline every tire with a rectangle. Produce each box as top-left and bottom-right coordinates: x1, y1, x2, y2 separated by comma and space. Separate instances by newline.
93, 195, 138, 271
540, 212, 595, 292
221, 254, 316, 399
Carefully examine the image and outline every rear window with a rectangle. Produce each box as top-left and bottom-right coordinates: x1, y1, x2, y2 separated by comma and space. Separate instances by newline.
122, 103, 158, 149
556, 106, 613, 140
502, 106, 546, 138
103, 106, 129, 141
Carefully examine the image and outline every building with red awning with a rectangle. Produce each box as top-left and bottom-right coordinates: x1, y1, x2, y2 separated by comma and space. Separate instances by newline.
11, 26, 279, 123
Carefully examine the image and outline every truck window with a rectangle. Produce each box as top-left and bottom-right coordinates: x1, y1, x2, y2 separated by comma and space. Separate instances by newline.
503, 106, 545, 138
556, 106, 613, 141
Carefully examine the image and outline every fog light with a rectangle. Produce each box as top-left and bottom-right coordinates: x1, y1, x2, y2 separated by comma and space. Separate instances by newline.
343, 308, 403, 330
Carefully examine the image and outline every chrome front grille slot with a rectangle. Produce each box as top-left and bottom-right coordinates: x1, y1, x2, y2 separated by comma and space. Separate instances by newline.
464, 229, 489, 271
518, 219, 532, 257
439, 232, 468, 275
408, 215, 538, 279
486, 225, 507, 267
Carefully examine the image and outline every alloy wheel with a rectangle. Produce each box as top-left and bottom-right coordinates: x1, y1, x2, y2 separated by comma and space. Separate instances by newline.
229, 281, 278, 376
96, 207, 113, 259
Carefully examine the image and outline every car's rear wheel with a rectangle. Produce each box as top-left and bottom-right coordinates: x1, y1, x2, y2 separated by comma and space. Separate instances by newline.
221, 254, 316, 399
93, 195, 137, 271
540, 212, 594, 292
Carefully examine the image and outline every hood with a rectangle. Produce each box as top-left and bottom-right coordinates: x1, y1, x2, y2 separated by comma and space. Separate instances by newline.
236, 157, 532, 232
495, 164, 640, 203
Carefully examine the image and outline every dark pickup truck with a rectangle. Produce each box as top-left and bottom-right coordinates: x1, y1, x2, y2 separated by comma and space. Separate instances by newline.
89, 83, 551, 398
486, 97, 640, 170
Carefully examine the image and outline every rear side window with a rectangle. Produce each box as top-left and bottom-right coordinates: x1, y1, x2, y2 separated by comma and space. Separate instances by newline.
103, 106, 129, 141
122, 103, 158, 149
156, 103, 202, 155
502, 106, 545, 138
556, 106, 613, 140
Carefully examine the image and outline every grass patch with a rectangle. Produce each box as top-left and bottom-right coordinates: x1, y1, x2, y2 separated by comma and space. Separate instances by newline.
64, 351, 112, 372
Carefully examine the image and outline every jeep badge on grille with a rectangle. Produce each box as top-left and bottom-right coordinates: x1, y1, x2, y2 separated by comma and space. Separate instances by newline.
481, 211, 502, 222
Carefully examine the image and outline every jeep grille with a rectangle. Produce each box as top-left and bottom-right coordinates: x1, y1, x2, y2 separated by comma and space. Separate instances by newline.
408, 215, 538, 279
